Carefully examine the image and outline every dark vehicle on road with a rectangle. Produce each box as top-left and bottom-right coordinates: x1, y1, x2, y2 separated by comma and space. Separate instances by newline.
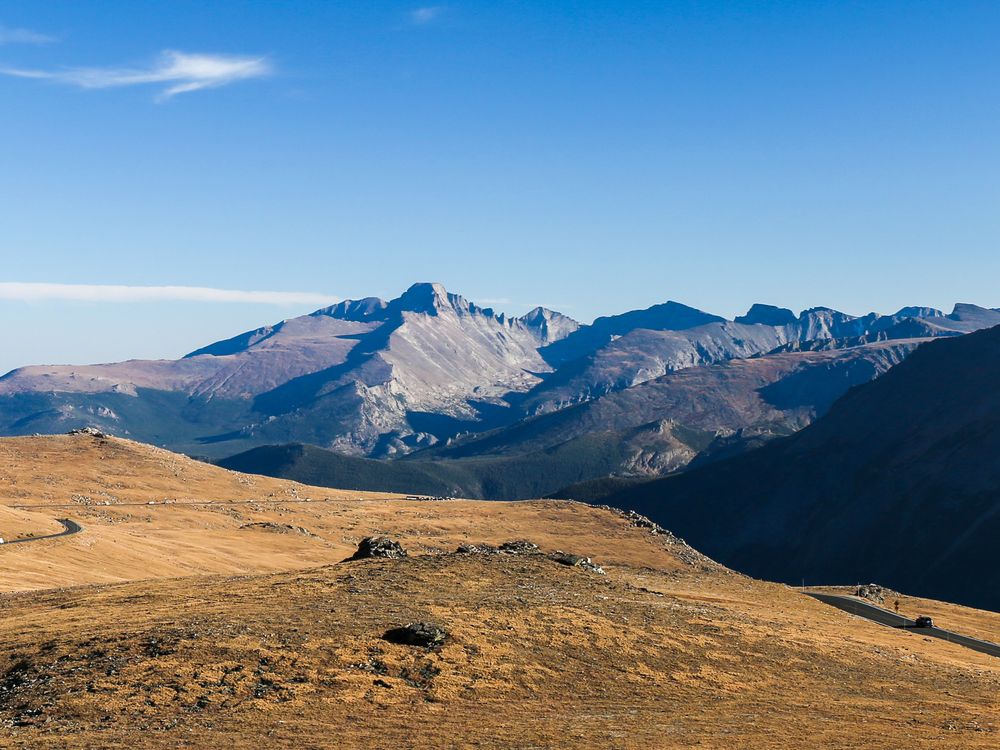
914, 616, 934, 628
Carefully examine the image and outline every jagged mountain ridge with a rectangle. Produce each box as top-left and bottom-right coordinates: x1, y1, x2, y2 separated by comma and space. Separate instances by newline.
0, 283, 997, 459
521, 301, 1000, 416
2, 283, 568, 402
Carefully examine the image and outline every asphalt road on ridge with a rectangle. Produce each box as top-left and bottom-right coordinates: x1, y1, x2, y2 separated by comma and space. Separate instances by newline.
1, 518, 82, 546
806, 591, 1000, 659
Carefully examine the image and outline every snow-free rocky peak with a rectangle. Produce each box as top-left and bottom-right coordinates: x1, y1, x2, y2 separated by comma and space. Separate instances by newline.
734, 304, 797, 327
519, 306, 581, 343
2, 284, 999, 461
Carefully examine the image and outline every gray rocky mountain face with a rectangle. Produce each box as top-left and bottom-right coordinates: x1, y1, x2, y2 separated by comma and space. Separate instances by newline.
424, 339, 917, 477
520, 302, 1000, 416
0, 284, 997, 463
0, 283, 580, 456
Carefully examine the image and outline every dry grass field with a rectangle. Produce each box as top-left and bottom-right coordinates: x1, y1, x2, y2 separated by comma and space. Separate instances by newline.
1, 433, 998, 748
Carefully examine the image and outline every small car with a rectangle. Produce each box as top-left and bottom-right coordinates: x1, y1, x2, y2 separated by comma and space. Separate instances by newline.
914, 615, 934, 628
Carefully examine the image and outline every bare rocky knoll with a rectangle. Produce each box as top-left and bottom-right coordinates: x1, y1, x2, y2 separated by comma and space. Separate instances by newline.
601, 323, 1000, 612
1, 434, 998, 748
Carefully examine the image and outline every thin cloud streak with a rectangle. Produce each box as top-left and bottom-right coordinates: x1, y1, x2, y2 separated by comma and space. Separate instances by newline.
0, 283, 338, 306
0, 50, 271, 98
0, 24, 55, 45
409, 6, 446, 25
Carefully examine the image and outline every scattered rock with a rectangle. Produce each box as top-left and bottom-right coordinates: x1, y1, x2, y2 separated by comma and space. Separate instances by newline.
457, 540, 538, 555
455, 542, 499, 555
856, 583, 886, 604
623, 509, 668, 534
592, 504, 720, 570
350, 536, 407, 560
67, 427, 109, 439
498, 540, 539, 554
549, 551, 606, 575
383, 622, 448, 648
240, 522, 314, 537
592, 505, 670, 535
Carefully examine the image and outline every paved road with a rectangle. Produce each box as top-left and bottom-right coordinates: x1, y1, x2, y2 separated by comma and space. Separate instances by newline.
10, 498, 341, 510
2, 518, 82, 546
807, 592, 1000, 659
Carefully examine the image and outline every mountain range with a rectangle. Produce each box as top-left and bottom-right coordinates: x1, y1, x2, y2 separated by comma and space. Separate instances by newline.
2, 282, 999, 498
597, 323, 1000, 611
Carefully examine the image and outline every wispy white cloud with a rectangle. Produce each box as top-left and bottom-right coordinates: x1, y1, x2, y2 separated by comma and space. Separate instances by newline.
0, 283, 337, 306
0, 23, 55, 45
409, 6, 446, 25
0, 50, 272, 99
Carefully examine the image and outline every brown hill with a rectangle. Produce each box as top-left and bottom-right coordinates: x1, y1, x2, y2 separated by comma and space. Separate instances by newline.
1, 434, 999, 748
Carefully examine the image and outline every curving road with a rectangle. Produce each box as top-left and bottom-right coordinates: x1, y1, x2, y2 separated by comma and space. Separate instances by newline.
2, 518, 82, 546
807, 592, 1000, 659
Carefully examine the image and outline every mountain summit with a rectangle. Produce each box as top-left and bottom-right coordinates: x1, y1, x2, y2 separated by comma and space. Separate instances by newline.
1, 285, 998, 462
0, 284, 581, 456
735, 304, 797, 327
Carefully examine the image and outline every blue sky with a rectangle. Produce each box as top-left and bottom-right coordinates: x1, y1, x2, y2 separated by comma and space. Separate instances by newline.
1, 1, 999, 373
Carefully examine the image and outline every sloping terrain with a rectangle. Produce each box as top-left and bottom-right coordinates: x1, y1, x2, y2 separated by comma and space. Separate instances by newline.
1, 434, 998, 748
600, 324, 1000, 611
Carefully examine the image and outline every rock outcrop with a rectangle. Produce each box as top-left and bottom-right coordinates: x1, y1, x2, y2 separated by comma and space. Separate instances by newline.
350, 537, 407, 560
549, 551, 606, 575
383, 622, 448, 648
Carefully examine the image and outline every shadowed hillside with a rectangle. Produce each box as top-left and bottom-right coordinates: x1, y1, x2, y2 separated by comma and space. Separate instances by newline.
602, 324, 1000, 611
216, 435, 636, 500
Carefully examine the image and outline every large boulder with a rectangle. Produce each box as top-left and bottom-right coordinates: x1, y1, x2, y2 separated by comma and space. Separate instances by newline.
855, 583, 886, 604
498, 540, 539, 554
67, 427, 109, 439
456, 542, 500, 555
549, 551, 606, 575
350, 536, 407, 560
383, 622, 448, 648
